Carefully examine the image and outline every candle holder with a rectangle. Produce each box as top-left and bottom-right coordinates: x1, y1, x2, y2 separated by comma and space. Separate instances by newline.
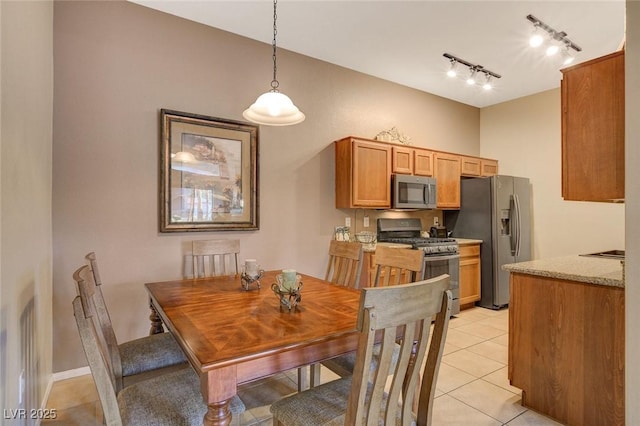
271, 273, 303, 311
240, 270, 263, 291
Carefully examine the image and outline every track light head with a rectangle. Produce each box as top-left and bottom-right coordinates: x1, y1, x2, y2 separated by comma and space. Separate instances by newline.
482, 74, 493, 90
466, 68, 477, 85
529, 24, 544, 48
447, 59, 457, 77
561, 42, 575, 65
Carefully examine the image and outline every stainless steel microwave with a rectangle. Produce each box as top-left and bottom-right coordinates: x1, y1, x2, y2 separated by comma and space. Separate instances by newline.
392, 174, 437, 209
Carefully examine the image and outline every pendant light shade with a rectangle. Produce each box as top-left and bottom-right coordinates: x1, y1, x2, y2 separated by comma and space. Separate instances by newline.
243, 0, 305, 126
243, 91, 305, 126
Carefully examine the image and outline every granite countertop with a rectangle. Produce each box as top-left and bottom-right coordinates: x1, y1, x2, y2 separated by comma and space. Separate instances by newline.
455, 238, 483, 245
503, 256, 624, 288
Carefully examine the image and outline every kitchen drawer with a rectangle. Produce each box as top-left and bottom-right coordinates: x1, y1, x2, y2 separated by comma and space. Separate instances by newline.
459, 244, 480, 257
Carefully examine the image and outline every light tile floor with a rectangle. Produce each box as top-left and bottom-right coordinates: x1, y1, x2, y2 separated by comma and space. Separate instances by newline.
44, 307, 564, 425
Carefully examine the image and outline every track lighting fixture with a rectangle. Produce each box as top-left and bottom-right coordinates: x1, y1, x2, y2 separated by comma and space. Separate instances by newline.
443, 53, 501, 91
526, 14, 581, 63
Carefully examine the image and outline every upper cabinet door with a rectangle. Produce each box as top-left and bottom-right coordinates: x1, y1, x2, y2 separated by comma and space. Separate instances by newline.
561, 51, 624, 202
352, 140, 392, 207
460, 156, 481, 177
434, 153, 461, 209
414, 148, 434, 176
480, 159, 499, 177
335, 137, 391, 209
392, 146, 414, 174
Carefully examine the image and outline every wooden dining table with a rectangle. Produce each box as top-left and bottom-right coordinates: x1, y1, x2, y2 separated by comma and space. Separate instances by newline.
145, 271, 361, 426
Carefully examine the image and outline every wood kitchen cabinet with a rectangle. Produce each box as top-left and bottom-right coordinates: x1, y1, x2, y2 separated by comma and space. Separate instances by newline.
413, 148, 434, 176
391, 146, 413, 174
335, 137, 392, 208
392, 146, 434, 177
509, 272, 624, 425
561, 50, 625, 202
460, 156, 481, 177
459, 243, 481, 307
335, 136, 497, 210
434, 153, 461, 209
462, 156, 499, 177
480, 159, 499, 176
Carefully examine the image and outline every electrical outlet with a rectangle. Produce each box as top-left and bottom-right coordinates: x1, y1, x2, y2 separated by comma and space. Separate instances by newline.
345, 217, 351, 227
363, 215, 370, 228
433, 217, 439, 226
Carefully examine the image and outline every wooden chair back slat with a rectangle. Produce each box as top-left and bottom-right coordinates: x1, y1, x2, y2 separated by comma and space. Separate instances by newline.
373, 246, 424, 287
84, 252, 124, 391
324, 240, 364, 289
346, 274, 451, 426
192, 239, 240, 278
72, 265, 123, 424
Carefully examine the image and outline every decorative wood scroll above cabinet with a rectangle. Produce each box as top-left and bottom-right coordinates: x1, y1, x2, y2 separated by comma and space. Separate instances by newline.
561, 50, 624, 202
335, 136, 498, 210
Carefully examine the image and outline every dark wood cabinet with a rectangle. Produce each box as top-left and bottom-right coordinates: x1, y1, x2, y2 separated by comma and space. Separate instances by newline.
561, 51, 625, 202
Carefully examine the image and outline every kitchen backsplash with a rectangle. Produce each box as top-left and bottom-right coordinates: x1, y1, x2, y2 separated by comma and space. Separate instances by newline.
340, 209, 443, 236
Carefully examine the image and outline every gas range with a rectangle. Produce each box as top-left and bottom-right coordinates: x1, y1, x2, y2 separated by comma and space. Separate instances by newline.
377, 218, 458, 256
377, 217, 461, 315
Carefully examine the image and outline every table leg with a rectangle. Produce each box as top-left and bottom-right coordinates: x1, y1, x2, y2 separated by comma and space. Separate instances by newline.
202, 367, 237, 426
148, 300, 164, 335
204, 400, 232, 426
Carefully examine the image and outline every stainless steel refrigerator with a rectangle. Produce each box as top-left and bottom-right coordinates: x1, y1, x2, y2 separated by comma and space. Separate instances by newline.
445, 175, 531, 309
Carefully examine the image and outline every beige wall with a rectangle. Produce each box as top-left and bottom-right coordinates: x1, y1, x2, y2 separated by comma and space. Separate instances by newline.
1, 0, 54, 415
626, 0, 639, 422
480, 89, 625, 260
52, 1, 479, 372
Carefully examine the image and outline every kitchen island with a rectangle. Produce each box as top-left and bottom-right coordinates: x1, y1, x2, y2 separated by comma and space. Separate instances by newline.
504, 256, 624, 426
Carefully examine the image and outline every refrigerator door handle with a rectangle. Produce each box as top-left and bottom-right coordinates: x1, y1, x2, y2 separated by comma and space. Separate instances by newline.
509, 195, 516, 256
514, 194, 522, 257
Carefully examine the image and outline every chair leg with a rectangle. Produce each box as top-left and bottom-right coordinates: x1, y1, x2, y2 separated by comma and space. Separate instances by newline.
297, 367, 308, 392
309, 363, 321, 388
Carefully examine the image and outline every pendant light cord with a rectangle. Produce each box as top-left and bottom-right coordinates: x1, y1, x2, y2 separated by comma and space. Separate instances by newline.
271, 0, 279, 91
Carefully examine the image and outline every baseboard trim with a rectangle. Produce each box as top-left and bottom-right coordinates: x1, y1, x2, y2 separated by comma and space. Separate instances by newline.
52, 366, 91, 382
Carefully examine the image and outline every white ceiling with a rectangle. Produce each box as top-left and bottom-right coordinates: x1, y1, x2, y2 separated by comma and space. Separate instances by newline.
130, 0, 625, 108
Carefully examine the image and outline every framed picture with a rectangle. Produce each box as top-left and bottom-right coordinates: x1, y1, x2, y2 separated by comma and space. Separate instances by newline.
159, 109, 259, 232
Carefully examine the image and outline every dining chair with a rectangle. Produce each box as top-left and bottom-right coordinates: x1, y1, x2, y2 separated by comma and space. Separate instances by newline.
85, 252, 187, 391
373, 245, 424, 287
301, 240, 364, 391
325, 240, 365, 288
72, 265, 245, 425
270, 274, 452, 426
192, 239, 240, 278
318, 246, 424, 381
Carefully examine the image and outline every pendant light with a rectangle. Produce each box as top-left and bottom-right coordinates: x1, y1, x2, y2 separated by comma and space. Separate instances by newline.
243, 0, 305, 126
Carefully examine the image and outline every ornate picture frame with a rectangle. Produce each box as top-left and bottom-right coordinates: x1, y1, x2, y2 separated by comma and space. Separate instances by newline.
159, 109, 259, 232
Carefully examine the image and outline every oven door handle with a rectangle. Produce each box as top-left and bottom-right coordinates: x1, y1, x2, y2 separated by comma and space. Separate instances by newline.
423, 253, 460, 262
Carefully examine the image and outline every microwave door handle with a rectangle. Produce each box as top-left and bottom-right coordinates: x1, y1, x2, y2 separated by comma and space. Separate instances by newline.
424, 184, 429, 205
